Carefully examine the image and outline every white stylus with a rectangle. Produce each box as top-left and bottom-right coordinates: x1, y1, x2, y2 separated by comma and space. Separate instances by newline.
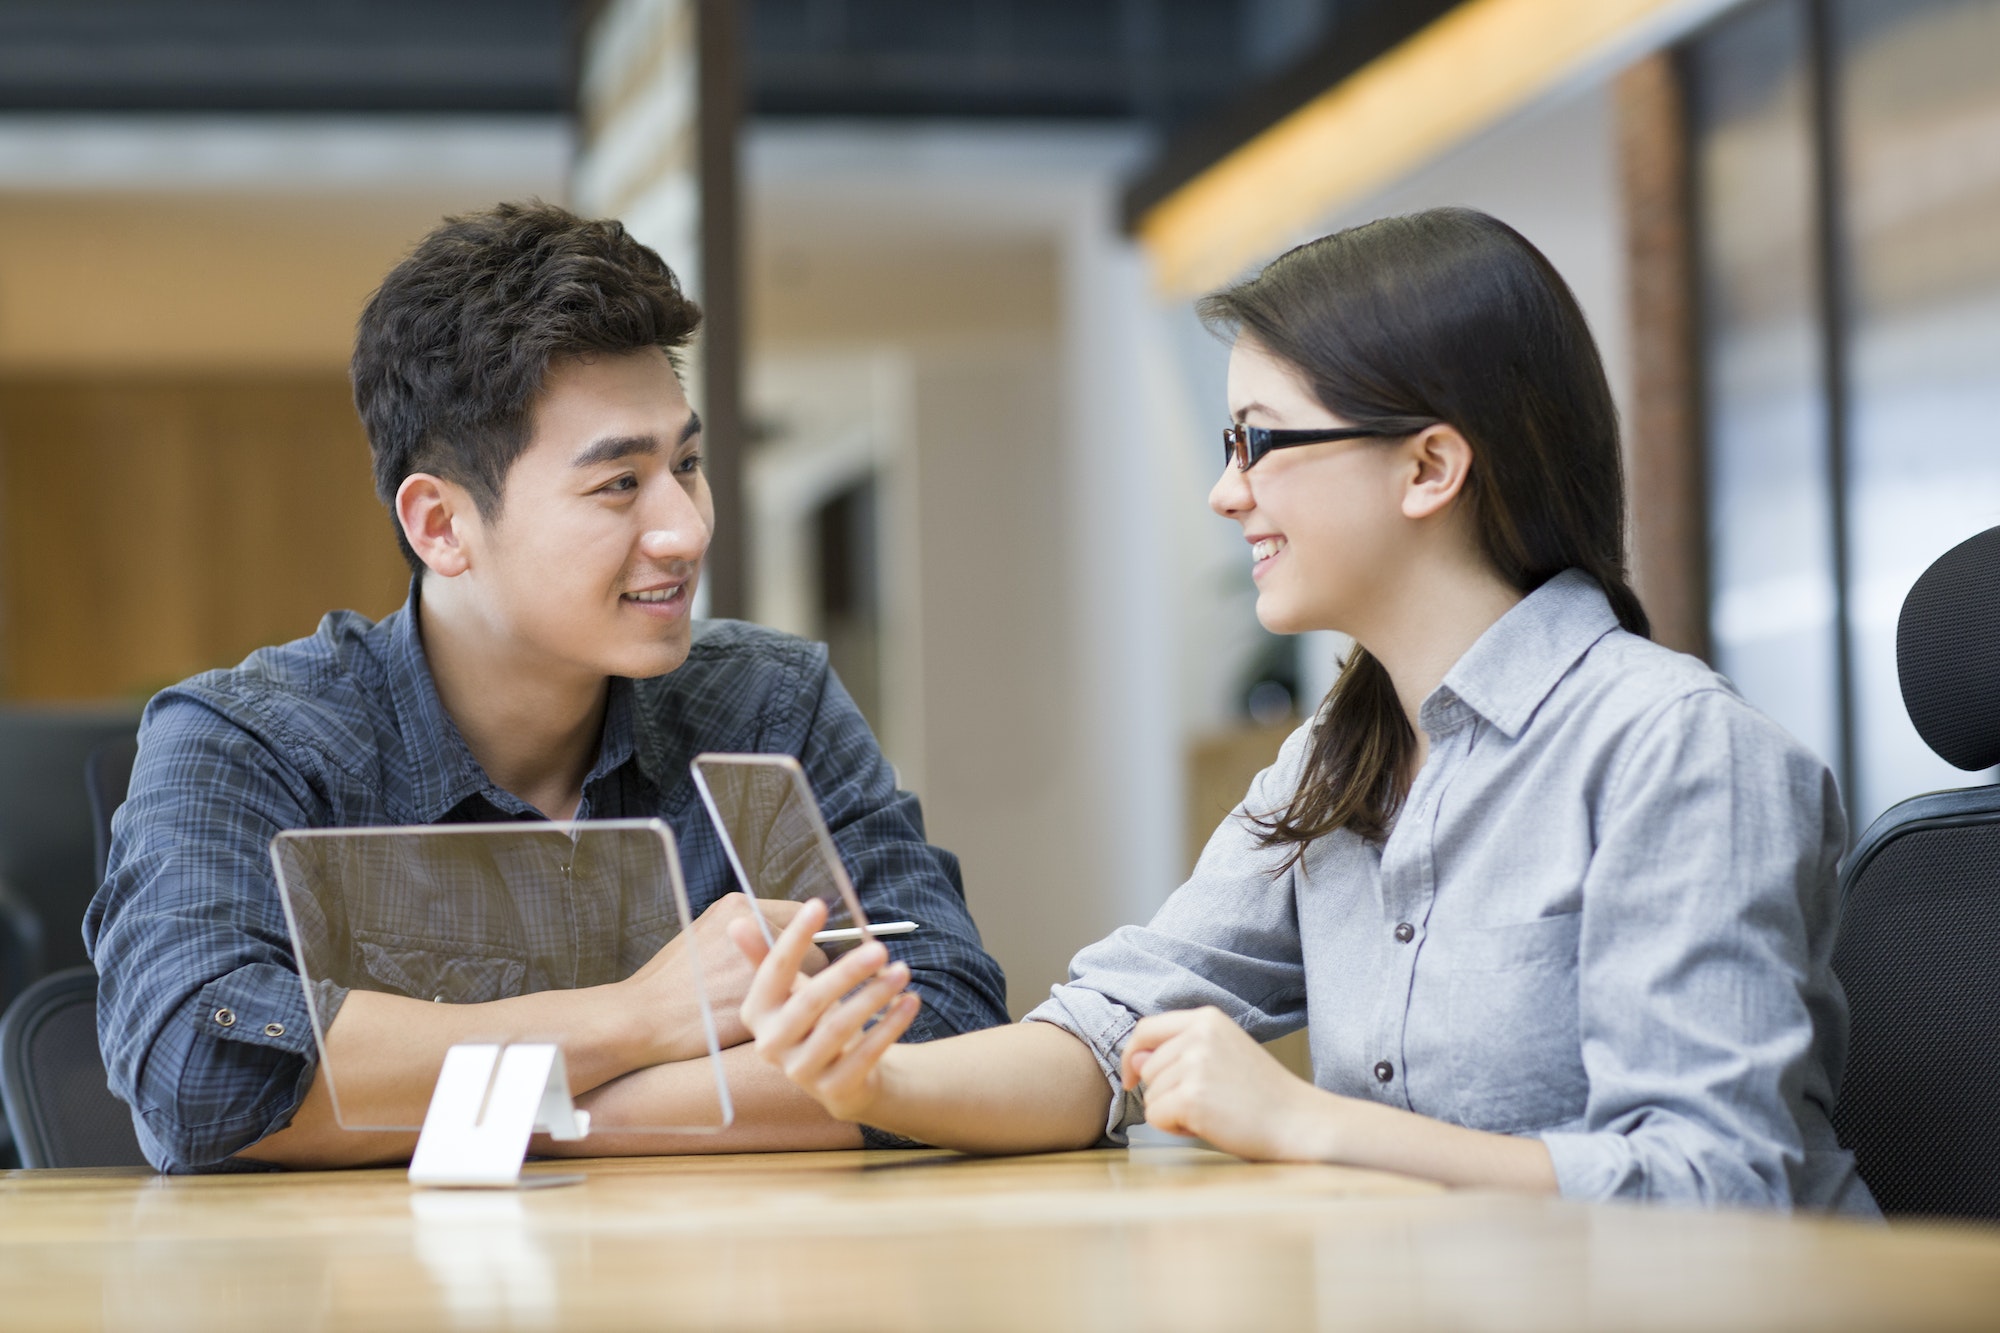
811, 921, 920, 943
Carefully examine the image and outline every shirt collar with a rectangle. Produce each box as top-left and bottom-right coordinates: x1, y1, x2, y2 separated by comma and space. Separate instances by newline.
1420, 569, 1623, 740
381, 579, 639, 823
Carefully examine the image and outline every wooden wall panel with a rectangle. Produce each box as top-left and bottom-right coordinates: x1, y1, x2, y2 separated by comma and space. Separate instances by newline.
0, 376, 409, 701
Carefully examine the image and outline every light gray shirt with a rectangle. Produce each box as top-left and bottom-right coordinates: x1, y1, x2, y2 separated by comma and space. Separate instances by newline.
1028, 570, 1876, 1213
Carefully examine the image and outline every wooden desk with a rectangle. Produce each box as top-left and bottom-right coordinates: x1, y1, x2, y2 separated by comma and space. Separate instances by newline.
3, 1148, 1999, 1331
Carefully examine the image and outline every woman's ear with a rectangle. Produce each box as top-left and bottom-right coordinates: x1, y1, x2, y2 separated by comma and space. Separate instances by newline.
1401, 424, 1475, 521
395, 473, 475, 578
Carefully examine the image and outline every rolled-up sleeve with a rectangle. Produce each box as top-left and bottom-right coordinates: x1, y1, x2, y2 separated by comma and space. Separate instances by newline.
84, 694, 325, 1173
1540, 688, 1851, 1208
1026, 728, 1312, 1142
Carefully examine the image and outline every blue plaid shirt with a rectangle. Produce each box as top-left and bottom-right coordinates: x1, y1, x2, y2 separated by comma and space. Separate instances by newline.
84, 591, 1008, 1172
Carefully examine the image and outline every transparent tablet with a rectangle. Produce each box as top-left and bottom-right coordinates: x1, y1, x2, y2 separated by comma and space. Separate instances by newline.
270, 818, 731, 1134
689, 753, 878, 947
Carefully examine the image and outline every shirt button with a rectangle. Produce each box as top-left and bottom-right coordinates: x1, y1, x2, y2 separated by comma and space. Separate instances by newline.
213, 1008, 236, 1028
1394, 923, 1415, 944
1374, 1060, 1395, 1083
264, 1022, 285, 1038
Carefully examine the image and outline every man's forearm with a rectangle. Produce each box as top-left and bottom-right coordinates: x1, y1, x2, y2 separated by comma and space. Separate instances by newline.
235, 985, 657, 1169
321, 987, 653, 1124
238, 1043, 861, 1169
234, 1063, 419, 1169
541, 1046, 862, 1156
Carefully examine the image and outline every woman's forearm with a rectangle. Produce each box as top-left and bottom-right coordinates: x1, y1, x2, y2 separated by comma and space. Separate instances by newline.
1121, 1008, 1559, 1191
1294, 1088, 1559, 1191
859, 1022, 1112, 1154
731, 904, 1112, 1154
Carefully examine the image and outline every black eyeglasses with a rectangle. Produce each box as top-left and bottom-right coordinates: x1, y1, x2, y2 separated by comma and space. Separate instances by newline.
1222, 424, 1388, 471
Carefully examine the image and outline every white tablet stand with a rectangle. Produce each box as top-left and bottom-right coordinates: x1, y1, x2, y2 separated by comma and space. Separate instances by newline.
407, 1043, 591, 1189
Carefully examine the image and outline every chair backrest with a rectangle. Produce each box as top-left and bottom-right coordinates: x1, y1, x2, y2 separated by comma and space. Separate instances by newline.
1832, 525, 2000, 1219
0, 708, 141, 977
84, 735, 139, 889
0, 966, 147, 1168
0, 880, 43, 1019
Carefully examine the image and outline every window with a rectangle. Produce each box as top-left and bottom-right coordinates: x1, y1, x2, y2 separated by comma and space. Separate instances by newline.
1687, 0, 2000, 830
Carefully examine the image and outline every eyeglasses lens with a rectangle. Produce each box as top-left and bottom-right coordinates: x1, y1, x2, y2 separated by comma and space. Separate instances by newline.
1223, 426, 1247, 471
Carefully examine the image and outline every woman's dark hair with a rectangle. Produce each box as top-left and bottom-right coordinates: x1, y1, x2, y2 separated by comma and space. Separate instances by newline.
1197, 207, 1649, 850
351, 200, 703, 573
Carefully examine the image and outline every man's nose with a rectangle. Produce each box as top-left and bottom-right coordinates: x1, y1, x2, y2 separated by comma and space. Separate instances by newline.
638, 481, 711, 563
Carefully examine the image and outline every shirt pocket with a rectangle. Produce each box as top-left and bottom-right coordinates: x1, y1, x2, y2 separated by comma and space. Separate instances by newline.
1442, 912, 1589, 1133
350, 928, 528, 1004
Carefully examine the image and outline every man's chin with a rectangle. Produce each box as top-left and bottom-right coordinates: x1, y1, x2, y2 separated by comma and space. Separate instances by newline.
603, 631, 694, 681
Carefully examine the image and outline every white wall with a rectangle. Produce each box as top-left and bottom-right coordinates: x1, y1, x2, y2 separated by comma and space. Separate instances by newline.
1317, 81, 1633, 419
744, 125, 1181, 1014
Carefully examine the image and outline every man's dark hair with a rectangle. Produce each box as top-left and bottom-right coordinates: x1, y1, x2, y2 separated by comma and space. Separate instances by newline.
351, 200, 703, 573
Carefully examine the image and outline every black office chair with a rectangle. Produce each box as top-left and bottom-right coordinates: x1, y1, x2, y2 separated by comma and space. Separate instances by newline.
1831, 525, 2000, 1219
0, 880, 42, 1016
0, 708, 141, 983
0, 966, 147, 1168
85, 735, 139, 889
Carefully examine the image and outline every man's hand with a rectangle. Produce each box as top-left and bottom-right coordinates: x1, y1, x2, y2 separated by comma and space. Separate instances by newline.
1120, 1007, 1337, 1162
621, 893, 827, 1061
730, 897, 919, 1124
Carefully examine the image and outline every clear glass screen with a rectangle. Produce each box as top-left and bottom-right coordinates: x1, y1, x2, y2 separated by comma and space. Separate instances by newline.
269, 818, 731, 1133
689, 753, 872, 944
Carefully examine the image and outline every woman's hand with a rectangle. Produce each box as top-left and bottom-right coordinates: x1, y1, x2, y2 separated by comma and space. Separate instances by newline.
1120, 1007, 1337, 1162
729, 897, 921, 1124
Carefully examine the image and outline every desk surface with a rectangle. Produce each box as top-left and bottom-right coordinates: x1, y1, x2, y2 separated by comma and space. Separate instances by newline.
4, 1148, 1999, 1331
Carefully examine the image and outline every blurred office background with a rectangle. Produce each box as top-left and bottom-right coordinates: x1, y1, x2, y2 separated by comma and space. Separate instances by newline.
0, 0, 1994, 1026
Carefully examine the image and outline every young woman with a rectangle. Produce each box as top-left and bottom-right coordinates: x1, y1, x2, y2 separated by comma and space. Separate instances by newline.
727, 208, 1875, 1212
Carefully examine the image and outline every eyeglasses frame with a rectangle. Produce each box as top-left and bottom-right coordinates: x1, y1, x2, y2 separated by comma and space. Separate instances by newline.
1222, 423, 1391, 472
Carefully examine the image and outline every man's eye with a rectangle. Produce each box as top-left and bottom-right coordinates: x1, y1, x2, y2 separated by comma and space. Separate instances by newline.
675, 452, 704, 475
600, 474, 638, 493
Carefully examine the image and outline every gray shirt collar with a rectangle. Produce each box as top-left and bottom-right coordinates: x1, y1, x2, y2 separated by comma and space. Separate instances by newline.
1422, 569, 1623, 740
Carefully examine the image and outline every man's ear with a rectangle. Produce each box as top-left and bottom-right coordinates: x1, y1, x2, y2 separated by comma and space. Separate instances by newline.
395, 473, 476, 578
1400, 423, 1475, 521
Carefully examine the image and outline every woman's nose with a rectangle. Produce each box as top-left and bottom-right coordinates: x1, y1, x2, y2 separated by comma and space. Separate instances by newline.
1209, 460, 1252, 519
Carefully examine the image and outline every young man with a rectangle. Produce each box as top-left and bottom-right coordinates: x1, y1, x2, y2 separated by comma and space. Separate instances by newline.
85, 202, 1008, 1172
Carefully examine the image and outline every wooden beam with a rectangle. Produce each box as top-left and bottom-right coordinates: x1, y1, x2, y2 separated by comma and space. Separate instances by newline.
1120, 0, 1458, 232
1617, 52, 1709, 660
1134, 0, 1739, 297
696, 0, 746, 620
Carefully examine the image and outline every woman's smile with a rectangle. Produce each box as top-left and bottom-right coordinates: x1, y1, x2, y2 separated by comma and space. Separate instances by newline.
1250, 533, 1288, 580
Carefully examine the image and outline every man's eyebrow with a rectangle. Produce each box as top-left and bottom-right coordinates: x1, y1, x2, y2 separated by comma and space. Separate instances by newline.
571, 434, 659, 469
1232, 401, 1271, 423
569, 413, 701, 469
